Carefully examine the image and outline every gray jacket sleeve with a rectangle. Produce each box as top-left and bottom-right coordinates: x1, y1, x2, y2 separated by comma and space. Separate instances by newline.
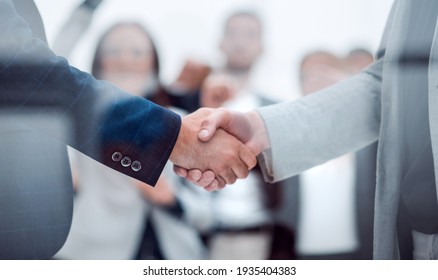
256, 60, 383, 182
255, 2, 397, 182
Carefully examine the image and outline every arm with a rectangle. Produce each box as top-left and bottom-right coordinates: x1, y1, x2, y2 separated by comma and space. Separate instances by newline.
0, 0, 180, 186
177, 0, 397, 189
253, 0, 399, 182
184, 60, 383, 186
256, 59, 382, 182
0, 0, 255, 186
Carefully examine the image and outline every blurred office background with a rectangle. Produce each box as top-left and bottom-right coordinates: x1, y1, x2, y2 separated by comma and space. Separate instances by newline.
35, 0, 393, 101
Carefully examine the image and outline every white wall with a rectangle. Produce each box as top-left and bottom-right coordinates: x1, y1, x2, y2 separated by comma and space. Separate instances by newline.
35, 0, 394, 101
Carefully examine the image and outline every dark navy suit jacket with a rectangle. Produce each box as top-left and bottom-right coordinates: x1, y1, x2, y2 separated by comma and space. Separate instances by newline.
0, 0, 181, 259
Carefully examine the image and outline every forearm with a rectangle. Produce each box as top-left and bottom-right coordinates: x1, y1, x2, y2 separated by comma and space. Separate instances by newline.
0, 0, 181, 185
257, 59, 383, 182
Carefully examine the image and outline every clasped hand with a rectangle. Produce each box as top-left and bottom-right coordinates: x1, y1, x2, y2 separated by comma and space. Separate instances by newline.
169, 108, 269, 191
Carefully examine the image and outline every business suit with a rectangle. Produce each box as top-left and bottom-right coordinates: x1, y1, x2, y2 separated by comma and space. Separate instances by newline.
0, 0, 180, 259
257, 0, 438, 259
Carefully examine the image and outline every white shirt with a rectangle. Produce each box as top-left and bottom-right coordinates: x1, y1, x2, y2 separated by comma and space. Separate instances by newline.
55, 149, 147, 259
296, 154, 359, 255
212, 90, 271, 229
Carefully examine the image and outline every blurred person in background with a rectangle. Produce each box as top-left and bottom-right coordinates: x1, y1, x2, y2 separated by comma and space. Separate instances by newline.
166, 59, 212, 113
216, 11, 263, 92
166, 9, 267, 113
197, 11, 294, 260
53, 0, 210, 114
299, 51, 348, 96
53, 3, 210, 259
288, 50, 377, 260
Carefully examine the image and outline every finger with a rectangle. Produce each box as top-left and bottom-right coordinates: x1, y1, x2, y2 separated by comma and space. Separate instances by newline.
187, 169, 202, 182
239, 145, 257, 170
204, 179, 219, 192
198, 108, 231, 141
230, 150, 250, 179
219, 169, 237, 185
216, 177, 226, 189
232, 162, 249, 180
173, 165, 188, 177
196, 170, 216, 187
204, 177, 226, 191
227, 141, 254, 180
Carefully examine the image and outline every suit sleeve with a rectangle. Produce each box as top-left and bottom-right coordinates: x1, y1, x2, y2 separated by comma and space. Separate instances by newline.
0, 0, 181, 186
255, 1, 399, 183
256, 60, 383, 183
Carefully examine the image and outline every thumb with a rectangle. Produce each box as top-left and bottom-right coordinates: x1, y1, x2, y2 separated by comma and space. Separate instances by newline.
198, 108, 231, 142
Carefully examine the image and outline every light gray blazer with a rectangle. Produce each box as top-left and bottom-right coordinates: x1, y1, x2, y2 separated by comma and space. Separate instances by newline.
257, 0, 438, 259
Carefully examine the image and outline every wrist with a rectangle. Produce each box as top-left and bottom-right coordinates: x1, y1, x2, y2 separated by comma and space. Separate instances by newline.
245, 110, 270, 155
169, 126, 184, 164
169, 117, 192, 165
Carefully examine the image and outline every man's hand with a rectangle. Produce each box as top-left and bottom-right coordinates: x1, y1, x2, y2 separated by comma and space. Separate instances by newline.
173, 108, 270, 191
169, 108, 257, 190
197, 108, 269, 155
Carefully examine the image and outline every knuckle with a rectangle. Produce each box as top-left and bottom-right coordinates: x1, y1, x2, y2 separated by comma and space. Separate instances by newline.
227, 148, 238, 159
200, 119, 211, 127
217, 107, 230, 118
217, 164, 228, 176
198, 108, 207, 114
199, 177, 212, 187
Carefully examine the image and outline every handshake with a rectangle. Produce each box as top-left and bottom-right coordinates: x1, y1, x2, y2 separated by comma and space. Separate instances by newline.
169, 108, 270, 191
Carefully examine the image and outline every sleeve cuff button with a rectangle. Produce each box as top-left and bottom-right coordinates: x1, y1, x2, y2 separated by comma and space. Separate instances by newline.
121, 156, 132, 167
131, 160, 142, 172
111, 151, 123, 162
